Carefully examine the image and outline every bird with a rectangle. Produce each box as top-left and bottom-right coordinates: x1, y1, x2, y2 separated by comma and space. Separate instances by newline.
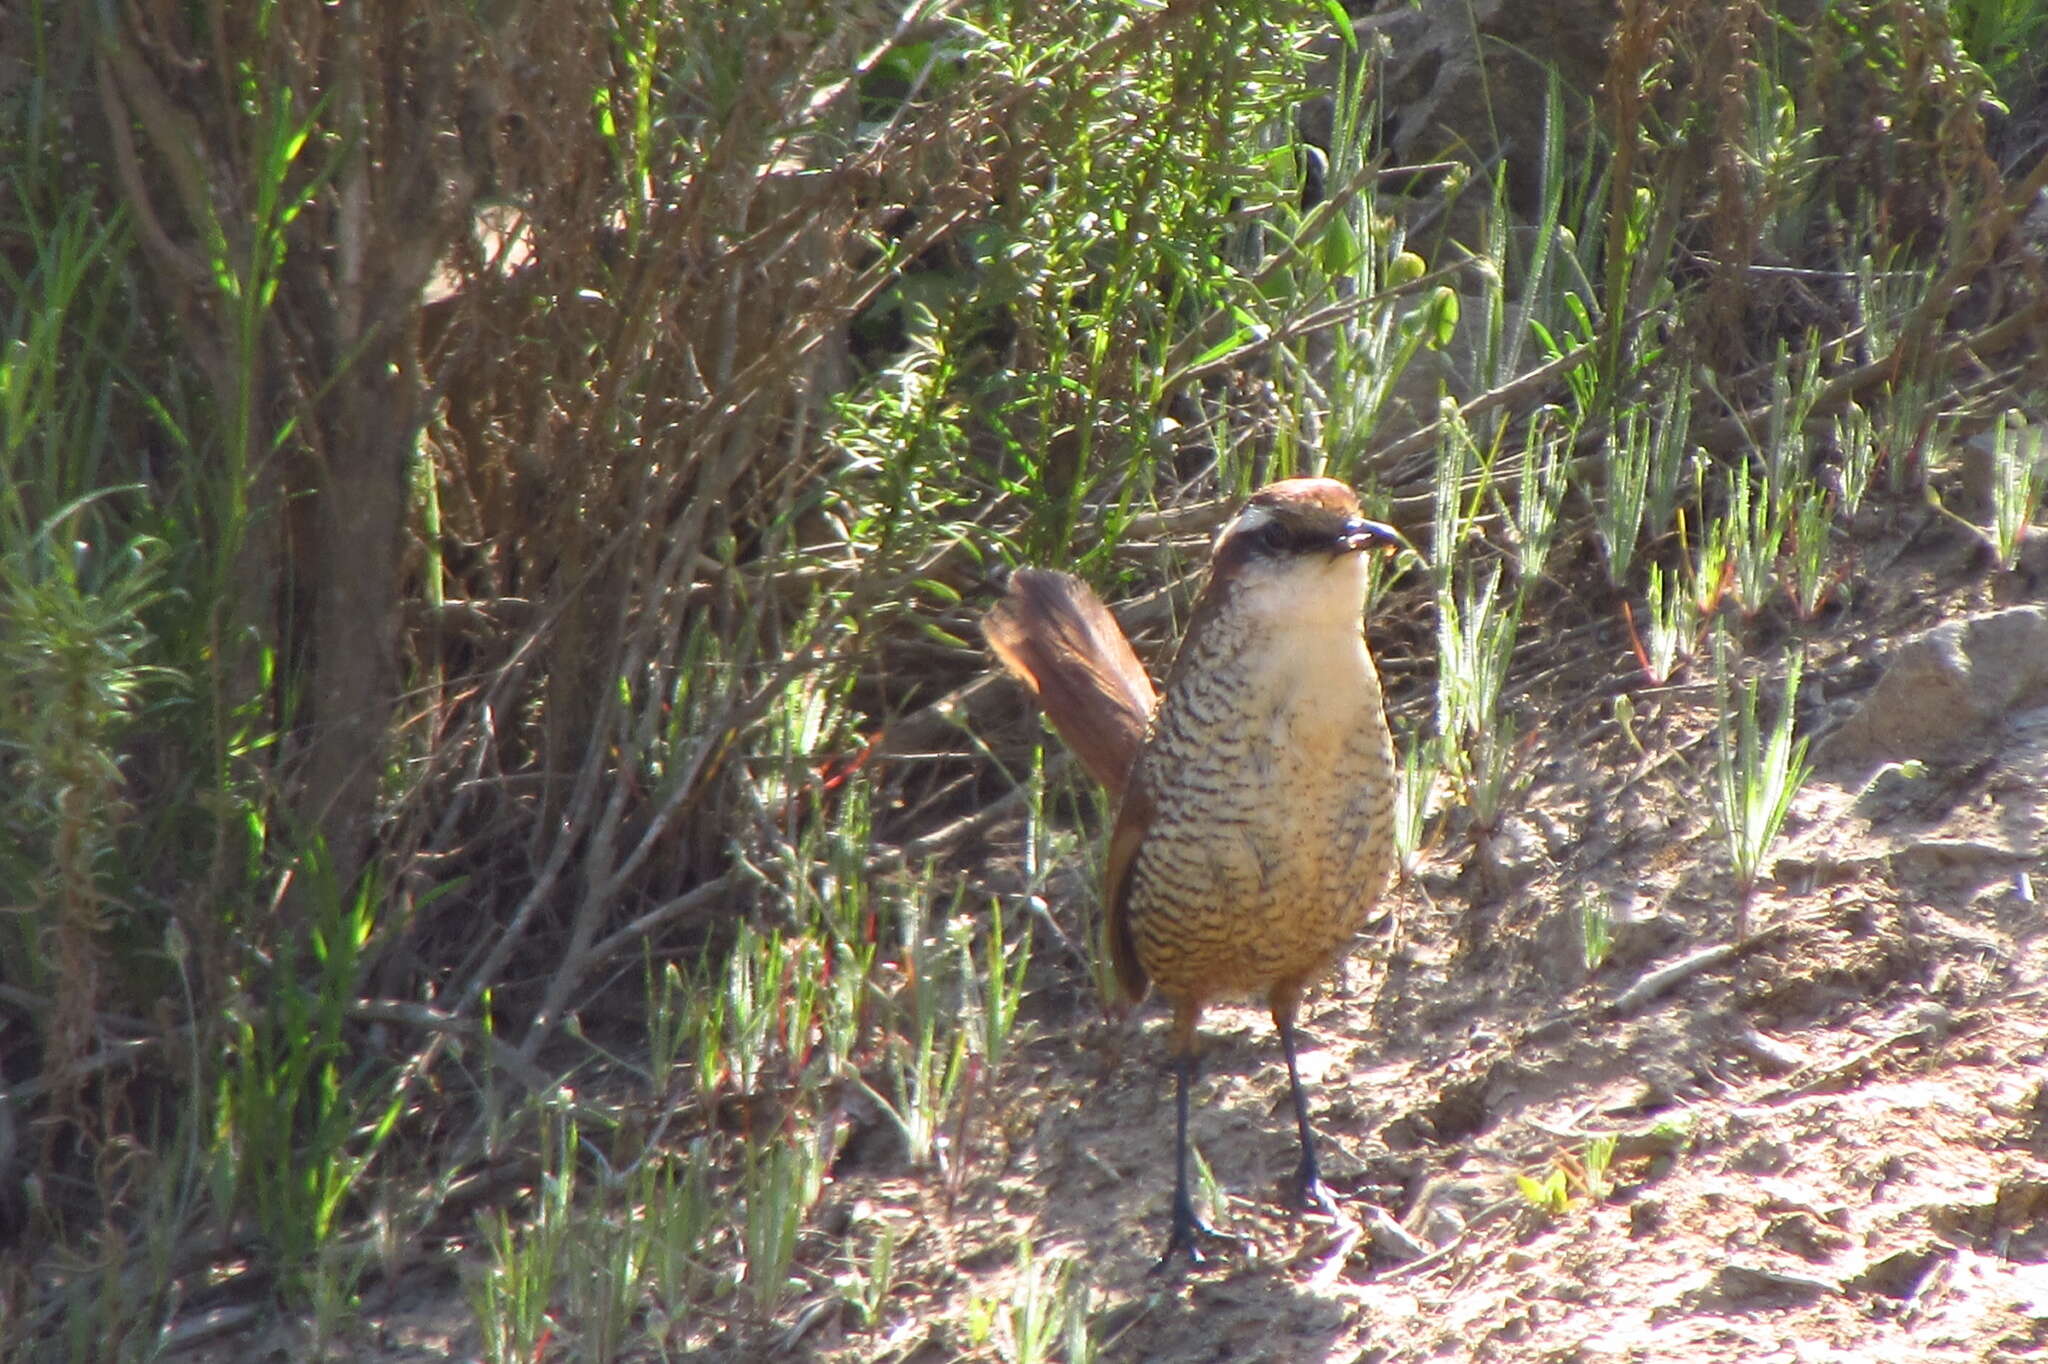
983, 478, 1402, 1265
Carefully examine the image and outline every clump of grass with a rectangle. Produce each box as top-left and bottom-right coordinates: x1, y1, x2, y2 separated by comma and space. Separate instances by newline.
1988, 412, 2045, 569
739, 1131, 826, 1316
1711, 636, 1814, 937
1434, 559, 1533, 896
1000, 1243, 1095, 1364
1624, 560, 1701, 684
836, 1219, 901, 1331
1596, 404, 1656, 586
471, 1099, 577, 1364
212, 857, 405, 1310
1724, 459, 1790, 616
1430, 413, 1534, 896
1834, 401, 1879, 517
1786, 480, 1840, 617
1680, 500, 1735, 617
1392, 723, 1446, 876
1508, 407, 1574, 583
1581, 890, 1615, 973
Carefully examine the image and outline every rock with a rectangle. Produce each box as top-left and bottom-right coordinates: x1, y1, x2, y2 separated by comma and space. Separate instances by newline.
1310, 1, 1613, 219
1848, 1246, 1945, 1300
1717, 1261, 1838, 1302
1816, 606, 2048, 782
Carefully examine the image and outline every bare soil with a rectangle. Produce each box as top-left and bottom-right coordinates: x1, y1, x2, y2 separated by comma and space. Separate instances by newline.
196, 513, 2048, 1363
783, 511, 2048, 1364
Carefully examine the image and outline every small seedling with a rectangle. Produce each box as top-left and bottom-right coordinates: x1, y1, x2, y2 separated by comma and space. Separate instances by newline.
1509, 408, 1572, 583
1679, 503, 1734, 616
1989, 412, 2045, 570
1623, 560, 1698, 684
1786, 481, 1838, 617
838, 1222, 900, 1330
1596, 404, 1654, 587
1834, 401, 1877, 516
1393, 724, 1445, 874
1192, 1144, 1226, 1235
1004, 1243, 1085, 1364
1613, 693, 1644, 754
1580, 890, 1614, 972
740, 1132, 825, 1314
1517, 1135, 1619, 1217
1712, 636, 1814, 936
1516, 1165, 1571, 1216
1725, 460, 1788, 615
1576, 1135, 1618, 1200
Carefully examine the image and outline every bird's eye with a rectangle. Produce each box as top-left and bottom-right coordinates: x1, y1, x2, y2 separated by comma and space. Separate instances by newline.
1258, 521, 1292, 553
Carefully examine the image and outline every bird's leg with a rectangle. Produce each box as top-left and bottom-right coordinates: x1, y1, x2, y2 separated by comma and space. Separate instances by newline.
1154, 1001, 1215, 1270
1275, 989, 1338, 1218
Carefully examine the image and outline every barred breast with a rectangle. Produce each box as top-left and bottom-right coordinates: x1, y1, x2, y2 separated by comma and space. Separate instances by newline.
1122, 597, 1397, 1007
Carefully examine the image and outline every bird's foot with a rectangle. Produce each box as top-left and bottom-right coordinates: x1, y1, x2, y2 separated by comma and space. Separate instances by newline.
1149, 1190, 1223, 1273
1291, 1160, 1365, 1283
1295, 1158, 1340, 1219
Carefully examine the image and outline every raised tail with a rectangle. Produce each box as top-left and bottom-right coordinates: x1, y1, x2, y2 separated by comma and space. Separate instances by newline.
982, 569, 1156, 799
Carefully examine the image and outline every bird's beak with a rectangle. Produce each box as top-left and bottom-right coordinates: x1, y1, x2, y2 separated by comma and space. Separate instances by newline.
1337, 517, 1405, 554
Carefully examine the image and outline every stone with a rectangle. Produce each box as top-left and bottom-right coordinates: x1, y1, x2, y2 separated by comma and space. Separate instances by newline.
1817, 606, 2048, 782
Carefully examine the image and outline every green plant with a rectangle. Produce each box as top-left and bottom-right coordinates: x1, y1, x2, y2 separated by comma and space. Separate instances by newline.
853, 897, 976, 1171
1507, 407, 1574, 584
471, 1099, 577, 1364
1626, 560, 1699, 684
633, 1144, 717, 1351
1581, 890, 1615, 972
1002, 1243, 1092, 1364
1787, 480, 1839, 616
1680, 497, 1734, 616
1876, 372, 1947, 496
1712, 637, 1815, 935
837, 1220, 901, 1331
1284, 35, 1447, 478
966, 902, 1032, 1072
1988, 412, 2045, 569
1434, 558, 1532, 889
1760, 339, 1826, 491
1834, 400, 1879, 517
1644, 385, 1695, 549
1191, 1142, 1226, 1238
1581, 1134, 1618, 1199
1724, 459, 1790, 615
739, 1131, 825, 1315
1951, 0, 2048, 98
212, 853, 405, 1304
1393, 724, 1444, 875
1596, 404, 1656, 586
1516, 1164, 1572, 1216
1517, 1135, 1618, 1216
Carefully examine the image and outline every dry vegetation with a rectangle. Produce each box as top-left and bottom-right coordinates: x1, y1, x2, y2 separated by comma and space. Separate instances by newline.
1, 0, 2045, 1360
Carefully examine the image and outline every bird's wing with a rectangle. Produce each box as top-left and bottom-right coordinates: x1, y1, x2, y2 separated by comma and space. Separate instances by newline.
1101, 771, 1153, 1003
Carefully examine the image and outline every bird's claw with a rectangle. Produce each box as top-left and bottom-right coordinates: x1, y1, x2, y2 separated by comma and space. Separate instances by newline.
1296, 1160, 1340, 1219
1150, 1192, 1220, 1273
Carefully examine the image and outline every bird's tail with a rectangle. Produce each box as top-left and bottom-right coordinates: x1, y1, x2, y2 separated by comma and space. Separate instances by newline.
982, 569, 1156, 798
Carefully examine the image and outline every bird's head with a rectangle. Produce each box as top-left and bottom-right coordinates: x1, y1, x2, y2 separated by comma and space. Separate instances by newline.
1205, 478, 1403, 627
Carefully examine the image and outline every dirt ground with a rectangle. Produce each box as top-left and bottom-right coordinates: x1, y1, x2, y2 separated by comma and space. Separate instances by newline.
783, 510, 2048, 1364
191, 512, 2048, 1363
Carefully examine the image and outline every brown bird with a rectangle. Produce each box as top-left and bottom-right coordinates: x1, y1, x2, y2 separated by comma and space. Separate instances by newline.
984, 478, 1402, 1265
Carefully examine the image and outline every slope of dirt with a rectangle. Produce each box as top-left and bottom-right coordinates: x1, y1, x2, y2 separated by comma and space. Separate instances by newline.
789, 512, 2048, 1364
177, 521, 2048, 1364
